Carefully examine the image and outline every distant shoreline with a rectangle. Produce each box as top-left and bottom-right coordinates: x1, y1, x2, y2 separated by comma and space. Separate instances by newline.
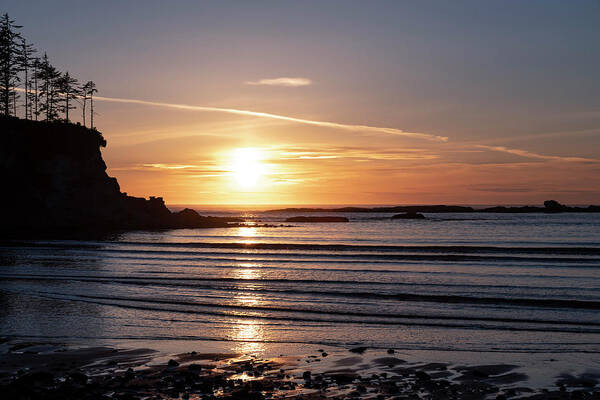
262, 200, 600, 214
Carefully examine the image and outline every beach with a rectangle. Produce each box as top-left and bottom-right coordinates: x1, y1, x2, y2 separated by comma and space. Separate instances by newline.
2, 0, 600, 397
1, 210, 599, 398
2, 339, 600, 399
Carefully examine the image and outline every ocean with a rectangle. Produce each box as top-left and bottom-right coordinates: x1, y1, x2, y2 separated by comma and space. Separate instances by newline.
1, 210, 599, 371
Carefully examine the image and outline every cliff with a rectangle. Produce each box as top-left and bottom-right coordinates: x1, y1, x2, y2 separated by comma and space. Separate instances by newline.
0, 116, 232, 235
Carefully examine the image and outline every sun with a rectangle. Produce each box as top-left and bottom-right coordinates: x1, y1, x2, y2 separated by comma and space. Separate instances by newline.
230, 148, 265, 189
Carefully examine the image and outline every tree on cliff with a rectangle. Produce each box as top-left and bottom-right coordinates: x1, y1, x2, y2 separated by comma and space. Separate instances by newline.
0, 13, 23, 116
1, 13, 98, 125
82, 80, 98, 128
58, 71, 79, 122
19, 37, 36, 120
11, 87, 19, 116
81, 81, 91, 127
31, 57, 40, 120
36, 53, 62, 121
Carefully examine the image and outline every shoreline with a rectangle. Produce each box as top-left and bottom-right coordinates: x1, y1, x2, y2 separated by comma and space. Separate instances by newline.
1, 339, 599, 399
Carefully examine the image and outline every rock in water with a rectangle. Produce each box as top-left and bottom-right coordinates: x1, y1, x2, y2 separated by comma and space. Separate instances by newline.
391, 212, 426, 220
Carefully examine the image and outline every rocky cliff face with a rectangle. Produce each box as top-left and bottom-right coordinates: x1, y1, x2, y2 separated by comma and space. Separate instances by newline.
0, 116, 230, 235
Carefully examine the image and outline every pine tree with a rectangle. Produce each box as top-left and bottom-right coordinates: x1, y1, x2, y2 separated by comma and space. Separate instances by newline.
0, 13, 23, 116
11, 89, 18, 116
58, 71, 78, 122
1, 13, 99, 126
82, 81, 98, 128
36, 53, 61, 121
31, 57, 40, 120
19, 37, 35, 119
81, 81, 95, 127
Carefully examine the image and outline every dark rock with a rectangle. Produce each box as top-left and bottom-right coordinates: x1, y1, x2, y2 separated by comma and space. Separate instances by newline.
327, 372, 359, 384
372, 357, 405, 366
555, 372, 600, 388
349, 346, 367, 354
19, 371, 55, 385
415, 371, 431, 381
544, 200, 567, 213
68, 371, 88, 384
224, 388, 265, 400
167, 359, 180, 368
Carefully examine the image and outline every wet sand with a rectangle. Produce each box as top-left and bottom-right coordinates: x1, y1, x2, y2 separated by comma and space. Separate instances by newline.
1, 339, 599, 399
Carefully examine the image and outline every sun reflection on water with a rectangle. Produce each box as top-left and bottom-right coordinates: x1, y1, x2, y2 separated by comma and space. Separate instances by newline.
237, 226, 258, 244
232, 266, 263, 305
235, 264, 259, 280
230, 319, 265, 354
228, 263, 267, 354
235, 294, 261, 307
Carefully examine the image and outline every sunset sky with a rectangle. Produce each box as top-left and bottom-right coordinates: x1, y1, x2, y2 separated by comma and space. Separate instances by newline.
5, 1, 600, 205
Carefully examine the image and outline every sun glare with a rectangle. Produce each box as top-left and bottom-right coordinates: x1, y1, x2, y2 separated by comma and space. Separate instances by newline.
230, 148, 265, 189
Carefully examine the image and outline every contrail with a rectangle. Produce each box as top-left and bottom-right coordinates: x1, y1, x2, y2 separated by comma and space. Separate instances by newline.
92, 95, 448, 142
476, 145, 600, 163
13, 87, 447, 141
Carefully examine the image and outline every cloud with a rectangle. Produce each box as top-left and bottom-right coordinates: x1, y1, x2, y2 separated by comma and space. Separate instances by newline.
92, 94, 448, 142
15, 86, 446, 141
468, 183, 600, 194
275, 146, 439, 161
245, 77, 312, 87
476, 145, 600, 163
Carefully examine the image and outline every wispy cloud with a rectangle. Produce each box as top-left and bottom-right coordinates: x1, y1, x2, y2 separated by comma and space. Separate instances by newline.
142, 164, 197, 170
245, 77, 312, 87
275, 146, 439, 161
476, 145, 600, 163
92, 94, 448, 142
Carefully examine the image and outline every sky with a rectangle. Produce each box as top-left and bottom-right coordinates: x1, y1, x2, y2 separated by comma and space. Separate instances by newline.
4, 0, 600, 205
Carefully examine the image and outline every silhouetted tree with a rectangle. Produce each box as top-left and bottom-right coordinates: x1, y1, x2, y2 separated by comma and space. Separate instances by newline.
11, 89, 18, 116
31, 56, 40, 120
81, 80, 95, 127
58, 71, 79, 122
36, 53, 61, 121
0, 13, 23, 116
83, 80, 98, 128
19, 37, 35, 119
81, 82, 89, 127
1, 13, 99, 126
